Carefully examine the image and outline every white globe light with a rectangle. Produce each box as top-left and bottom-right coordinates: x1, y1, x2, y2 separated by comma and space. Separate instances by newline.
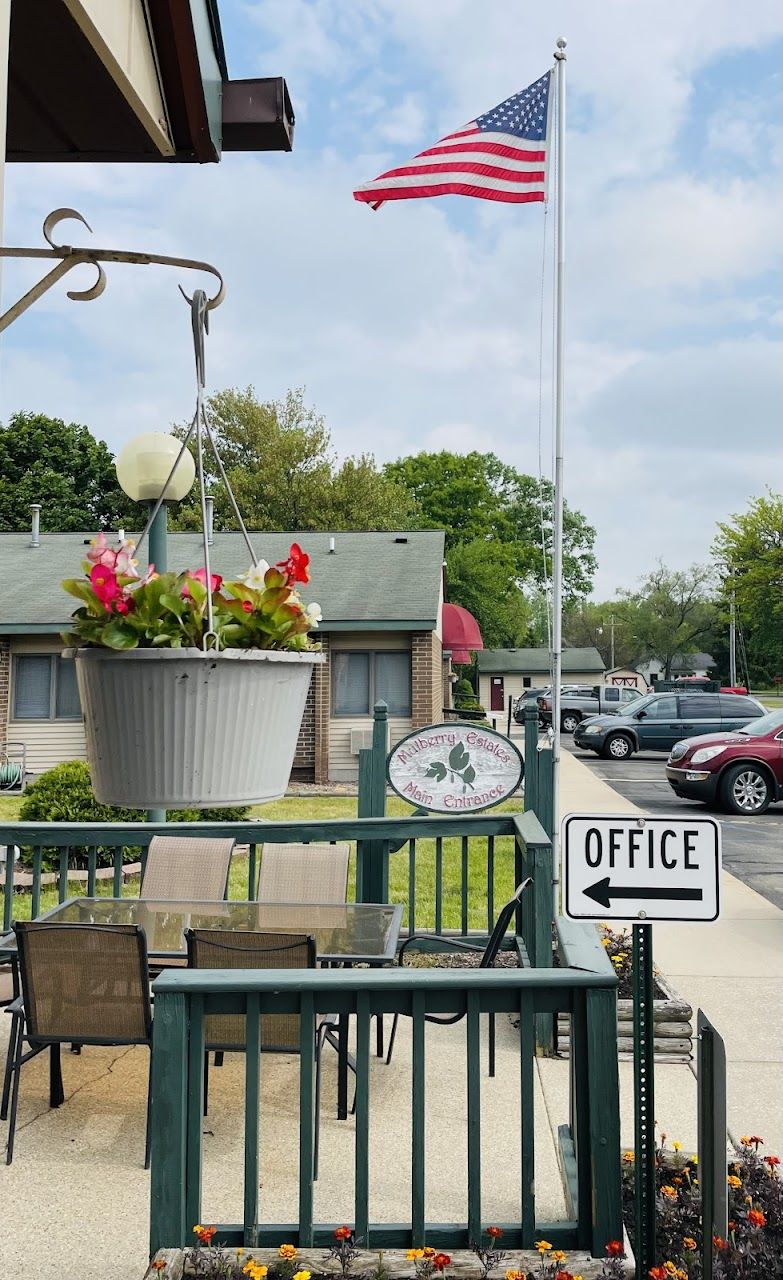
115, 432, 196, 502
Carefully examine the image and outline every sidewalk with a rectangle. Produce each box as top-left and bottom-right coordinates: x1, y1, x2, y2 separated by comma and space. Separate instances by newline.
550, 747, 783, 1156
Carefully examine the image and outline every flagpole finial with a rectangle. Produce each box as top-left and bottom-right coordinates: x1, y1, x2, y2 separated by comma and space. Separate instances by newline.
554, 36, 567, 60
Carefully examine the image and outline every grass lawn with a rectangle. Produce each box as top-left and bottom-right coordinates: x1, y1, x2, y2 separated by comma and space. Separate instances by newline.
2, 793, 523, 933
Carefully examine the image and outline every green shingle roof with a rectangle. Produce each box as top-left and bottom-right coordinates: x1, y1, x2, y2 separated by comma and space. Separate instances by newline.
477, 647, 605, 674
0, 530, 445, 632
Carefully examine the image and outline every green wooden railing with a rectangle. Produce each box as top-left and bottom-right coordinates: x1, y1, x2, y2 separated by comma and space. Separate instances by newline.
0, 812, 553, 956
149, 961, 621, 1257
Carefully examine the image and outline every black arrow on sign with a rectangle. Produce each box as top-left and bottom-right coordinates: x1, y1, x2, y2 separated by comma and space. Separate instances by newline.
583, 877, 704, 910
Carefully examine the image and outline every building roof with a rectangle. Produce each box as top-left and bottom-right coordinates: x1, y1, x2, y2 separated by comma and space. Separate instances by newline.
671, 653, 715, 672
477, 647, 605, 675
0, 530, 445, 633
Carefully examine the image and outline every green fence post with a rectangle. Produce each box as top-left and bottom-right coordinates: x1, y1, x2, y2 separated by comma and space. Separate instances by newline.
523, 704, 539, 818
149, 988, 191, 1254
356, 701, 389, 902
537, 746, 555, 843
633, 923, 657, 1275
698, 1010, 727, 1280
586, 985, 623, 1254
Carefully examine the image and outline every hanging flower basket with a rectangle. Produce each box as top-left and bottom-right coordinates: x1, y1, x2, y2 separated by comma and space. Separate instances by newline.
63, 537, 323, 808
71, 645, 322, 807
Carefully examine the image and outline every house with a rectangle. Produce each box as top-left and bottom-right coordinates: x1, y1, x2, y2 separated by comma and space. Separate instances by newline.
477, 646, 605, 715
0, 528, 450, 784
636, 653, 716, 685
604, 665, 648, 692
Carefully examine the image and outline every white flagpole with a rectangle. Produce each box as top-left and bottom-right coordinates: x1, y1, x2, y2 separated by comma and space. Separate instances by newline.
550, 37, 567, 906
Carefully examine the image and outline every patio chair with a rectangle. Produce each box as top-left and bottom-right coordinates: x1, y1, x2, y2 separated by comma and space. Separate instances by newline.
140, 835, 236, 901
383, 878, 533, 1077
1, 922, 153, 1166
256, 842, 350, 904
185, 928, 335, 1179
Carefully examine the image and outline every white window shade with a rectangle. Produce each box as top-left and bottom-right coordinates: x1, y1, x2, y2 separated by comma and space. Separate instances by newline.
375, 652, 411, 716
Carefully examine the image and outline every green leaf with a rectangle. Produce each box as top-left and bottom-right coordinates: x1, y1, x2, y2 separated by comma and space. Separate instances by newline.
462, 764, 476, 787
425, 761, 447, 781
159, 592, 187, 617
100, 620, 139, 650
449, 743, 469, 771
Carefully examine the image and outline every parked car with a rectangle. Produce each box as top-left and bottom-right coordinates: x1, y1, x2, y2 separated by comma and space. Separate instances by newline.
572, 691, 767, 760
665, 707, 783, 814
514, 685, 594, 724
539, 684, 643, 733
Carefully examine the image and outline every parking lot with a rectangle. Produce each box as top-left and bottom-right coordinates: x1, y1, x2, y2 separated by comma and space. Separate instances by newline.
562, 738, 783, 911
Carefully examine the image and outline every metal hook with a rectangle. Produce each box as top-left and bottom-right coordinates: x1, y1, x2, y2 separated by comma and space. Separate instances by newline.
42, 208, 94, 250
67, 260, 107, 303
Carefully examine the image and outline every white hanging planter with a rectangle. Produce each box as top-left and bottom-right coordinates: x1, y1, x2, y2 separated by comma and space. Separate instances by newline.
70, 646, 323, 808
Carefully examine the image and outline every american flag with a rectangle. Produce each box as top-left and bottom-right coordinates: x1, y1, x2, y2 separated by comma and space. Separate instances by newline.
353, 71, 551, 210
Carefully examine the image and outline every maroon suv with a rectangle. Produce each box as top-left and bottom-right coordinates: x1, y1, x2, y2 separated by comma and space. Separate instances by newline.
666, 708, 783, 814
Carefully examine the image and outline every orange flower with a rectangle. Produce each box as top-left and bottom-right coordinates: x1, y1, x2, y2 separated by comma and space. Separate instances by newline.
535, 1241, 552, 1254
505, 1272, 525, 1280
422, 1248, 436, 1258
712, 1236, 727, 1250
660, 1185, 678, 1200
605, 1241, 624, 1257
764, 1155, 781, 1167
151, 1264, 167, 1274
622, 1151, 634, 1164
407, 1251, 425, 1261
682, 1237, 697, 1250
551, 1253, 567, 1265
727, 1175, 742, 1189
433, 1254, 451, 1271
747, 1208, 766, 1228
334, 1227, 353, 1240
279, 1244, 298, 1260
486, 1227, 504, 1239
649, 1268, 667, 1280
193, 1225, 217, 1246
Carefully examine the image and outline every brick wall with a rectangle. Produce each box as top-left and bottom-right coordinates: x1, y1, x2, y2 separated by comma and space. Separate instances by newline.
292, 681, 315, 778
313, 633, 331, 783
0, 640, 8, 753
411, 630, 443, 729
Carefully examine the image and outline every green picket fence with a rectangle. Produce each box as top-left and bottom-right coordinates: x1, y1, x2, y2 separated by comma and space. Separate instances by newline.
149, 961, 621, 1256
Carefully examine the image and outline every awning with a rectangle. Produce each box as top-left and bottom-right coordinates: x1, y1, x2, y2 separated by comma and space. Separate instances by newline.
442, 603, 483, 665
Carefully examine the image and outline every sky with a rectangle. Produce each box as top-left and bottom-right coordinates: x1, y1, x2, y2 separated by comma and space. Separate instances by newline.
1, 0, 781, 597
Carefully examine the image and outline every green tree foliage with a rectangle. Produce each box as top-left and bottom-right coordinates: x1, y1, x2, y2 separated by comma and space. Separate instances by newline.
0, 411, 136, 531
385, 451, 596, 648
713, 490, 783, 685
173, 387, 416, 532
446, 538, 531, 648
562, 600, 638, 670
618, 563, 719, 679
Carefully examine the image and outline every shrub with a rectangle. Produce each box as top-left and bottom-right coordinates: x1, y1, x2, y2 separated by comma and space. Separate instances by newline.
19, 760, 250, 870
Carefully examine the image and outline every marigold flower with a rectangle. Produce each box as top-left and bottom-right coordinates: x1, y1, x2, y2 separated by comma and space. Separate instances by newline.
728, 1221, 737, 1232
727, 1175, 742, 1188
605, 1241, 624, 1257
764, 1155, 780, 1167
334, 1226, 353, 1240
660, 1185, 678, 1200
747, 1208, 766, 1228
433, 1254, 451, 1271
739, 1136, 751, 1145
748, 1135, 764, 1146
292, 1270, 310, 1280
406, 1250, 425, 1261
551, 1251, 567, 1264
622, 1151, 634, 1164
663, 1264, 678, 1276
682, 1237, 697, 1250
712, 1236, 727, 1250
672, 1141, 682, 1152
505, 1271, 525, 1280
648, 1268, 667, 1280
151, 1264, 167, 1274
279, 1244, 298, 1259
192, 1225, 216, 1245
535, 1241, 552, 1253
486, 1227, 504, 1239
422, 1248, 436, 1258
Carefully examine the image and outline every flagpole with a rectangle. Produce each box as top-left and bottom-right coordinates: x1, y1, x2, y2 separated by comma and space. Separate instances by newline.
550, 37, 567, 906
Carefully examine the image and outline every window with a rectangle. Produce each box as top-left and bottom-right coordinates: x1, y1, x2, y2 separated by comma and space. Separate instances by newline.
604, 687, 620, 701
523, 676, 531, 688
680, 696, 720, 719
12, 655, 81, 721
620, 688, 641, 702
643, 696, 677, 719
332, 650, 411, 717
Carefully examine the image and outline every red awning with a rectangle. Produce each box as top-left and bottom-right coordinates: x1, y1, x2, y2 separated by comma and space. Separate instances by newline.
442, 603, 484, 659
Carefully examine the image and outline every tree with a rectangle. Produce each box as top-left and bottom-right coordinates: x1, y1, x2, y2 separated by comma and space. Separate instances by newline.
172, 387, 416, 532
713, 490, 783, 686
384, 450, 596, 598
619, 563, 719, 679
446, 539, 531, 649
562, 600, 638, 669
0, 411, 136, 531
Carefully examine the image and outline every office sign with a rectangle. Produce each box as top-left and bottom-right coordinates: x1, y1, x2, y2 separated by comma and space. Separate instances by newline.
563, 813, 721, 923
387, 723, 523, 813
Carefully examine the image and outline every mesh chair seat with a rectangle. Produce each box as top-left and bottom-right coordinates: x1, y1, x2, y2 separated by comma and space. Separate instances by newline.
141, 836, 235, 902
256, 843, 350, 904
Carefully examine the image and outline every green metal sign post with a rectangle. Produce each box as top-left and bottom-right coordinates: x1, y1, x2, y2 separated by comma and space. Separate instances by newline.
633, 922, 657, 1275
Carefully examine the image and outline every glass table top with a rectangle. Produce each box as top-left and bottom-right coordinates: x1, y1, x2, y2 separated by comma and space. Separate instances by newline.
30, 898, 403, 964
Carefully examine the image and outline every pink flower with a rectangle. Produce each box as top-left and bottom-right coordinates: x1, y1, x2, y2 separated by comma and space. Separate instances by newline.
86, 533, 116, 569
277, 543, 310, 585
90, 564, 120, 604
182, 568, 223, 598
113, 597, 132, 615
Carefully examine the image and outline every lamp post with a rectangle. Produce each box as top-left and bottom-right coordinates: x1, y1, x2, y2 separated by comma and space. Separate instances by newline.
115, 432, 196, 822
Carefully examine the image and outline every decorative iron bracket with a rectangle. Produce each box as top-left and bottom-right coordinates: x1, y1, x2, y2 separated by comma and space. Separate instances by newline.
0, 208, 225, 334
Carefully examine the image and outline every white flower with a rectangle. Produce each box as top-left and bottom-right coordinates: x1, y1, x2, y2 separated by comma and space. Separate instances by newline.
239, 559, 271, 589
305, 602, 322, 627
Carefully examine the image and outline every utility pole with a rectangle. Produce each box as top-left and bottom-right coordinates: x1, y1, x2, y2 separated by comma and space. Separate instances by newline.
729, 596, 737, 687
610, 613, 616, 670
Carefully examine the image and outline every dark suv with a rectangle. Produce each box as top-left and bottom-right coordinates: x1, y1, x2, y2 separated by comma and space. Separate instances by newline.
572, 691, 766, 760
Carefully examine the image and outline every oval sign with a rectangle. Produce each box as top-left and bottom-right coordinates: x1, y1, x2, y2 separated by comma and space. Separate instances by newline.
387, 722, 524, 813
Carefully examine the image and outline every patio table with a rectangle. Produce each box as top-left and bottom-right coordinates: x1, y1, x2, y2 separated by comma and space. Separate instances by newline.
1, 897, 403, 1119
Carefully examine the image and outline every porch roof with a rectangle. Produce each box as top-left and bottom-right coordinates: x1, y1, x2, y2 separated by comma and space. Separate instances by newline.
0, 529, 445, 633
477, 646, 605, 675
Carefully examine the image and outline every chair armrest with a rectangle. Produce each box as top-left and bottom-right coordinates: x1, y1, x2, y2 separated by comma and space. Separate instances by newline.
399, 933, 485, 962
3, 995, 23, 1016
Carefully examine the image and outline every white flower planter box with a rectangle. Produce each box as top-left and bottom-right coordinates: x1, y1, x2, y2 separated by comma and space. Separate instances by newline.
71, 647, 323, 808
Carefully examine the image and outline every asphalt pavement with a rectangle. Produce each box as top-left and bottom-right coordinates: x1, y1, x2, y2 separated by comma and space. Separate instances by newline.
561, 737, 783, 912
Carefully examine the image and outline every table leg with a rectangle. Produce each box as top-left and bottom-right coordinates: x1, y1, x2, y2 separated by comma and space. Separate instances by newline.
49, 1044, 64, 1108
